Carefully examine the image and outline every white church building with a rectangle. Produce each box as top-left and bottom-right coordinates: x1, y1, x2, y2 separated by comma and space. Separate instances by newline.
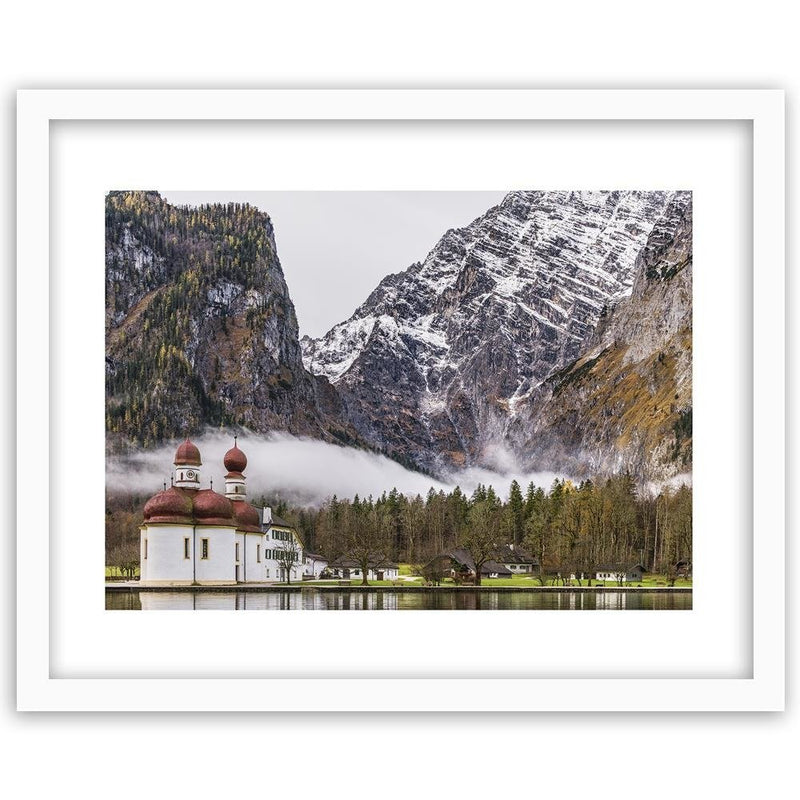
139, 437, 304, 585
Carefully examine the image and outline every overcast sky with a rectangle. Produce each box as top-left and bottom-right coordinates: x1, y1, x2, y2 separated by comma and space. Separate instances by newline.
162, 191, 507, 338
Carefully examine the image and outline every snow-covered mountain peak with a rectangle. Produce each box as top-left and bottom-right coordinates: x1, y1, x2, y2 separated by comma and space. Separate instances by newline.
300, 190, 689, 476
303, 190, 679, 391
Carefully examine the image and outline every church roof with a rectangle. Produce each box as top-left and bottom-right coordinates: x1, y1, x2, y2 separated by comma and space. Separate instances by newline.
231, 499, 262, 533
174, 437, 202, 466
143, 438, 264, 531
193, 488, 234, 525
143, 486, 195, 524
223, 441, 247, 473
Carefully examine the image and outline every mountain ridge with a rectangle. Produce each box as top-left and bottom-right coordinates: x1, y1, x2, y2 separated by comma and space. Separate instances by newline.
303, 190, 691, 478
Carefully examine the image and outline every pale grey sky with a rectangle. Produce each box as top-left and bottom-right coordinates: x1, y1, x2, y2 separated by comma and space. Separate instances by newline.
162, 191, 507, 338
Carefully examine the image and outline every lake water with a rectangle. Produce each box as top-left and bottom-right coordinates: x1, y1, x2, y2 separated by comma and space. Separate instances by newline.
106, 589, 692, 611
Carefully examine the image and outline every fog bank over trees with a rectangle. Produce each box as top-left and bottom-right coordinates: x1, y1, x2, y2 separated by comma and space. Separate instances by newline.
106, 430, 569, 506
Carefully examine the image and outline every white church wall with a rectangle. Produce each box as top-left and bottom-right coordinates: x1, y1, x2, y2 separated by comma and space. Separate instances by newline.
241, 531, 267, 583
194, 526, 236, 584
140, 524, 195, 585
139, 527, 147, 581
234, 532, 244, 583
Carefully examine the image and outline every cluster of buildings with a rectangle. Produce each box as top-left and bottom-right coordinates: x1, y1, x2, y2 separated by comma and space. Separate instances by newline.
324, 558, 399, 582
425, 549, 653, 585
424, 546, 540, 582
134, 437, 664, 587
138, 437, 326, 585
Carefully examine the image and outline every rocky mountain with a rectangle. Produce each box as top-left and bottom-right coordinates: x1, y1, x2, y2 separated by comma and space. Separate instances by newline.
105, 191, 359, 452
303, 190, 690, 478
107, 189, 692, 483
508, 192, 693, 480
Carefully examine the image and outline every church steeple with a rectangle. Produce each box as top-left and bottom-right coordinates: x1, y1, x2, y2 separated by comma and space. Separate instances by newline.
224, 436, 248, 500
173, 437, 202, 490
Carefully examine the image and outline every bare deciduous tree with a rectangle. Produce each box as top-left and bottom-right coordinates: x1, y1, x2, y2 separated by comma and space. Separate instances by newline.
108, 541, 140, 580
460, 500, 499, 586
274, 537, 301, 584
343, 499, 391, 586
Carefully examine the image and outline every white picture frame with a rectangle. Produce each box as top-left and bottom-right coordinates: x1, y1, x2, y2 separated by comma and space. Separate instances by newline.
17, 89, 785, 711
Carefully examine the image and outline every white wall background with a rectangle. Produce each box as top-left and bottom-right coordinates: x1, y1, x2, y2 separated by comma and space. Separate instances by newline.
2, 3, 796, 800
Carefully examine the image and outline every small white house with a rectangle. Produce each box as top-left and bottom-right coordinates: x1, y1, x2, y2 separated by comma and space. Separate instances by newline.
595, 565, 645, 583
495, 544, 540, 574
326, 558, 399, 581
303, 552, 329, 579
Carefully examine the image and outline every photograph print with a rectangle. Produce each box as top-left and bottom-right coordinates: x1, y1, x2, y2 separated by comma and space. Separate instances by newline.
105, 189, 692, 610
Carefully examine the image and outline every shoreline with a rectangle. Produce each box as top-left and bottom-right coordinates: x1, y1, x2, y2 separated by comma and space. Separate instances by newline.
106, 583, 692, 594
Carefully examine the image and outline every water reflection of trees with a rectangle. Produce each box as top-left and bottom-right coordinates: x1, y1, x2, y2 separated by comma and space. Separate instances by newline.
111, 589, 691, 611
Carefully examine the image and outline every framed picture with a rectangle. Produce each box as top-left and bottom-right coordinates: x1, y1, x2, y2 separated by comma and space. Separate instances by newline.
17, 89, 784, 711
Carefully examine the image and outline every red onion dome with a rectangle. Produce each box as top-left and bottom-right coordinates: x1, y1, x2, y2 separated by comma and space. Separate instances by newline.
193, 489, 234, 525
231, 499, 261, 532
174, 437, 202, 466
143, 487, 194, 524
223, 442, 247, 473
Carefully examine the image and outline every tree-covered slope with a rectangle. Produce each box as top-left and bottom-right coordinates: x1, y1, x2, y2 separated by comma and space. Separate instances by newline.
105, 191, 358, 451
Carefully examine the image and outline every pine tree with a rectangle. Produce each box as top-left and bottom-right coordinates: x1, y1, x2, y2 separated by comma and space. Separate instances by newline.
508, 479, 524, 546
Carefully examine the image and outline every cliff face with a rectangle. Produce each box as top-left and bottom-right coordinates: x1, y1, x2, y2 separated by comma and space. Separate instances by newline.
303, 190, 687, 475
508, 192, 693, 481
105, 191, 359, 452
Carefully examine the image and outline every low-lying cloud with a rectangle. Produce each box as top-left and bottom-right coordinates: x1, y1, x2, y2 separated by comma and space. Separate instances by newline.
106, 430, 569, 506
642, 472, 693, 497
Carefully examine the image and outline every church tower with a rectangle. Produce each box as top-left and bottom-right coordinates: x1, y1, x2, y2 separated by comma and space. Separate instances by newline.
173, 437, 202, 490
224, 435, 248, 500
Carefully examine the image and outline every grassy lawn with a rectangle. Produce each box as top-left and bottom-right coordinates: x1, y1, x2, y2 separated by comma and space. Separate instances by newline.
475, 574, 692, 588
290, 573, 691, 588
287, 577, 426, 587
397, 563, 691, 588
105, 562, 690, 588
635, 575, 693, 588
